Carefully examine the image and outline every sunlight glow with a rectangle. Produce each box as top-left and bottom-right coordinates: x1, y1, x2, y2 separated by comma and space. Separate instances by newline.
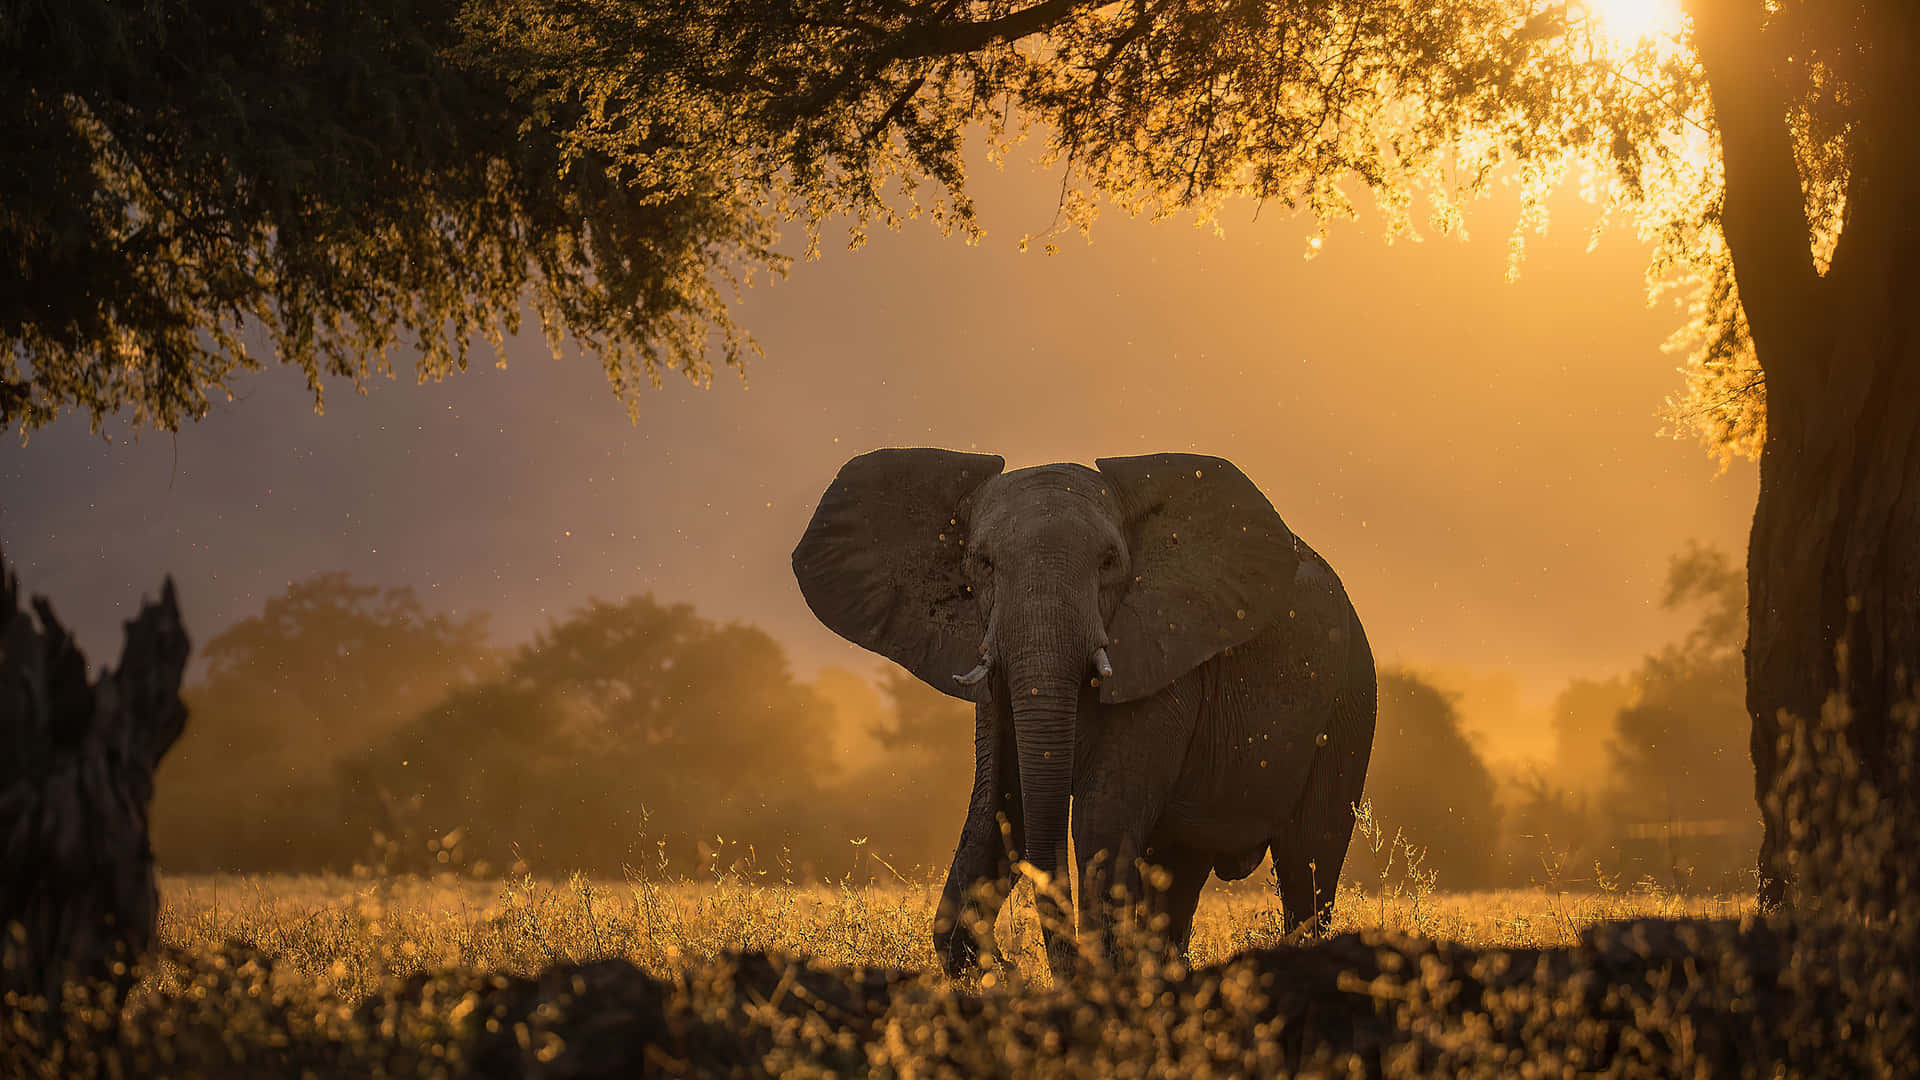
1582, 0, 1685, 47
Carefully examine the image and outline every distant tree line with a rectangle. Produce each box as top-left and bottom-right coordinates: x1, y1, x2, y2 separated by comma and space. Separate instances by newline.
152, 578, 973, 882
1356, 543, 1759, 893
154, 544, 1756, 891
1504, 543, 1759, 893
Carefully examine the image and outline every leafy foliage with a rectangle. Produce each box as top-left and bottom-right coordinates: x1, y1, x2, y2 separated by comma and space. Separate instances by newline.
11, 0, 1857, 457
466, 0, 1761, 444
1, 0, 779, 433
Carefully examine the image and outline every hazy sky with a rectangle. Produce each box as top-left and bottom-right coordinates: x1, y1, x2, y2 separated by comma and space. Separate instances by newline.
1, 161, 1755, 724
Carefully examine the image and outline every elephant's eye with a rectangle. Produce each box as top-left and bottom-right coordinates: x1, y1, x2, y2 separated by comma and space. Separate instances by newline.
1101, 550, 1121, 571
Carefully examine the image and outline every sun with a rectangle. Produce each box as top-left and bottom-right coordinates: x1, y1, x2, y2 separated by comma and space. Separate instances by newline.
1582, 0, 1685, 48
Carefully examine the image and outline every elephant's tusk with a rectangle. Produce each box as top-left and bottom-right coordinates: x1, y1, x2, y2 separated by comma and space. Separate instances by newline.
954, 660, 991, 686
1092, 647, 1114, 679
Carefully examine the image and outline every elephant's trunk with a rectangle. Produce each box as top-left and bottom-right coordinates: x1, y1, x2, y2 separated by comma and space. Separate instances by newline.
1005, 653, 1080, 898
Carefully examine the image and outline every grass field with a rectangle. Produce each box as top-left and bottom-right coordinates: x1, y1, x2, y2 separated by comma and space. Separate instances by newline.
153, 870, 1751, 1004
12, 867, 1894, 1076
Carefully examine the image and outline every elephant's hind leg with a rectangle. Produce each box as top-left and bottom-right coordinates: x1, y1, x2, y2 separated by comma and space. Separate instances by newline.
1270, 763, 1368, 934
1269, 832, 1341, 935
1145, 845, 1213, 962
1271, 615, 1376, 935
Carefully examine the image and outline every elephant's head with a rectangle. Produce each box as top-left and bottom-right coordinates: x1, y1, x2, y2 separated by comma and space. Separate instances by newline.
793, 449, 1302, 883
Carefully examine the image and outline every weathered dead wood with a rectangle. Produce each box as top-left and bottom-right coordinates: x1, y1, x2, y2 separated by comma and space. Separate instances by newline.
0, 563, 188, 1008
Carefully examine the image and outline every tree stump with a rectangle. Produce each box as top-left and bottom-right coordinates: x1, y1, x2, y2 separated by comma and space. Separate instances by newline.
0, 564, 188, 1008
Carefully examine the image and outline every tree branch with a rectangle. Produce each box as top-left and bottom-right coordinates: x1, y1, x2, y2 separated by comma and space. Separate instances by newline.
1684, 0, 1825, 382
784, 0, 1099, 119
895, 0, 1098, 62
863, 73, 929, 146
1086, 0, 1159, 103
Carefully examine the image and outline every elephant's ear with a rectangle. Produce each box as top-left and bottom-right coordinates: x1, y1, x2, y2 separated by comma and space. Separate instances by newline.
793, 448, 1006, 700
1095, 453, 1302, 704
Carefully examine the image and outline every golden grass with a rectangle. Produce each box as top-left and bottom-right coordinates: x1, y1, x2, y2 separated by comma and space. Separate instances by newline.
153, 871, 1751, 1006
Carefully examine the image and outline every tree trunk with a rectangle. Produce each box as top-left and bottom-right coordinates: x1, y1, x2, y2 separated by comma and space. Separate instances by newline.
1688, 0, 1920, 906
1746, 237, 1920, 907
0, 565, 189, 1010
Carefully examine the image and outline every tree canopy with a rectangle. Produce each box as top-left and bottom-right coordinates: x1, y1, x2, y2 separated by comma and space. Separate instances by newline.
6, 0, 1787, 449
2, 0, 778, 432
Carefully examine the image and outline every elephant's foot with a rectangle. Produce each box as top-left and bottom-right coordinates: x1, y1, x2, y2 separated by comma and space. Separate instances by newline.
932, 921, 1000, 979
1279, 899, 1333, 940
1040, 928, 1084, 983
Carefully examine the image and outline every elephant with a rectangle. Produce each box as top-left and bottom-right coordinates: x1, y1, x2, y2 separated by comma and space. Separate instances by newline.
792, 449, 1375, 977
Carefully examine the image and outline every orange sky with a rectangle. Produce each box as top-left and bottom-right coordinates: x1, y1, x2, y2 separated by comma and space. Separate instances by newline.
0, 157, 1755, 756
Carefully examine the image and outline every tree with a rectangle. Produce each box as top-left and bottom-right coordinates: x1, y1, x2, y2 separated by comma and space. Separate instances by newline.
868, 668, 968, 753
1, 0, 777, 432
189, 573, 498, 760
849, 668, 976, 872
806, 666, 978, 874
1604, 543, 1757, 889
0, 566, 186, 1011
464, 0, 1913, 906
1508, 544, 1756, 889
153, 573, 498, 869
359, 595, 845, 875
1361, 669, 1503, 888
1549, 675, 1637, 794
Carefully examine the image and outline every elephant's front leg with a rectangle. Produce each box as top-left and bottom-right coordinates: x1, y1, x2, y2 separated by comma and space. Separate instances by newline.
1068, 682, 1199, 972
1070, 822, 1146, 970
932, 696, 1024, 977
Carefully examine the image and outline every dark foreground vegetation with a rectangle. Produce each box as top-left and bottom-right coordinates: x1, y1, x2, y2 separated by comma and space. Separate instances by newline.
3, 912, 1911, 1077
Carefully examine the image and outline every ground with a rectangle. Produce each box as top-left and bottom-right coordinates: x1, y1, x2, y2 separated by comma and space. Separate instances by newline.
154, 871, 1750, 1004
17, 871, 1879, 1076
